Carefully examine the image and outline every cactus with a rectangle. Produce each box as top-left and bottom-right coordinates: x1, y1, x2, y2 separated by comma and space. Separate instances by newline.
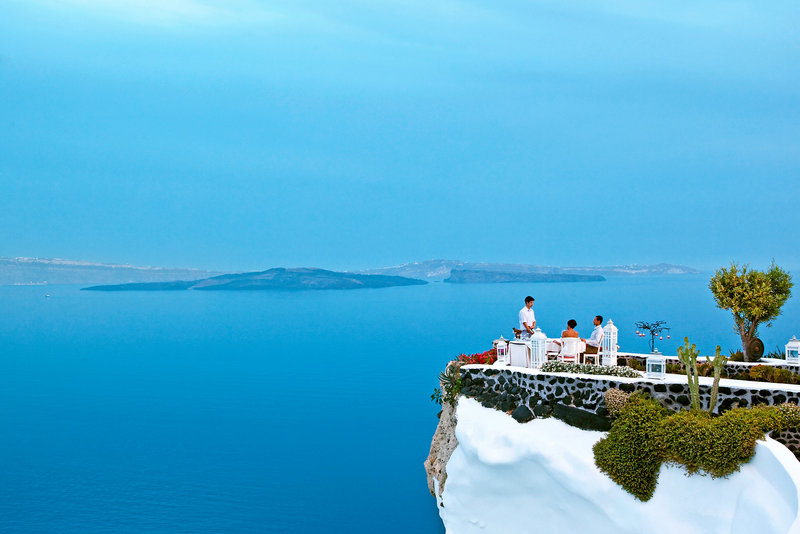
706, 345, 727, 414
677, 337, 701, 411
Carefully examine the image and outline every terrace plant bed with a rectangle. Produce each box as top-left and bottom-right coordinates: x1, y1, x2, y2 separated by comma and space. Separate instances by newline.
620, 354, 800, 386
661, 362, 800, 386
540, 361, 642, 379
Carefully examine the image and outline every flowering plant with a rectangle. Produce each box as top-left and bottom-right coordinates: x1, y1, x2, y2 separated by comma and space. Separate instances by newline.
431, 349, 498, 406
541, 361, 642, 378
456, 348, 497, 366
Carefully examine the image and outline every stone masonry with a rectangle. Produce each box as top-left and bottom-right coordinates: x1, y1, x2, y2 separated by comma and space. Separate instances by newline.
460, 365, 800, 458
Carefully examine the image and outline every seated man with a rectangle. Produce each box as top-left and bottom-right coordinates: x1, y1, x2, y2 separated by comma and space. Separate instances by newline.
518, 296, 535, 340
581, 315, 604, 362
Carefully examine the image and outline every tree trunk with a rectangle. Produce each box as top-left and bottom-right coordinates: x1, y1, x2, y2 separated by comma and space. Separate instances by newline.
741, 321, 760, 362
741, 332, 754, 362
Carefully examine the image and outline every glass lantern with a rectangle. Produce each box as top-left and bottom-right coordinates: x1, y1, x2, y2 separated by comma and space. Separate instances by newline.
786, 336, 800, 365
646, 355, 666, 380
494, 337, 509, 366
601, 320, 618, 367
530, 328, 548, 369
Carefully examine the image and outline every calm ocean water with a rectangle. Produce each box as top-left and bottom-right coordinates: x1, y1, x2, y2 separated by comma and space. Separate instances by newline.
1, 275, 798, 533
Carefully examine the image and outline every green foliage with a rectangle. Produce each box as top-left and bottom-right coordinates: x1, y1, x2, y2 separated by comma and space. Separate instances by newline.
681, 363, 800, 385
676, 339, 726, 413
665, 362, 684, 374
436, 361, 464, 406
657, 407, 780, 477
696, 362, 724, 377
540, 361, 642, 378
704, 346, 727, 414
430, 388, 442, 405
604, 388, 631, 418
627, 359, 645, 372
594, 393, 668, 501
677, 337, 702, 411
765, 346, 786, 360
749, 365, 800, 385
595, 395, 800, 501
663, 359, 800, 386
728, 349, 746, 362
777, 403, 800, 428
709, 262, 793, 360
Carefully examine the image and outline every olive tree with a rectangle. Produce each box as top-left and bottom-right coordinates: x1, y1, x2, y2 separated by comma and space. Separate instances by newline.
709, 262, 793, 361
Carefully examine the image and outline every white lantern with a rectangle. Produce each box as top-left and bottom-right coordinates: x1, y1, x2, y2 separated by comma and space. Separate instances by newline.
646, 355, 666, 380
602, 320, 618, 367
786, 336, 800, 365
530, 328, 548, 369
494, 336, 509, 366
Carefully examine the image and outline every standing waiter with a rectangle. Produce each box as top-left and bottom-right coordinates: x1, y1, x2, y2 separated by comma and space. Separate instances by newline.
518, 296, 536, 340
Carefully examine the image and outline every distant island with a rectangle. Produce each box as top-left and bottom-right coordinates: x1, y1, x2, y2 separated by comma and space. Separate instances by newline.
444, 270, 606, 284
83, 268, 426, 291
358, 260, 699, 282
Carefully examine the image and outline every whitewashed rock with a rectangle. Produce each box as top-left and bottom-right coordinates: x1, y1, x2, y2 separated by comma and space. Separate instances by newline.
437, 397, 800, 534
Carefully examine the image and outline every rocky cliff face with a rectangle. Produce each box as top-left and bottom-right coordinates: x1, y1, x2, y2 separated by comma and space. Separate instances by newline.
428, 396, 800, 534
424, 399, 458, 502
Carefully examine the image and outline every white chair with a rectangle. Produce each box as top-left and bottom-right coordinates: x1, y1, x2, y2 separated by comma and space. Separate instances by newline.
584, 346, 601, 365
495, 341, 509, 366
545, 339, 561, 359
559, 338, 581, 363
508, 340, 530, 368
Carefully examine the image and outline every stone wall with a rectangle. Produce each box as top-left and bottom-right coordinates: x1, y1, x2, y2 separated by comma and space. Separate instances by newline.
460, 366, 800, 419
461, 366, 800, 458
771, 429, 800, 459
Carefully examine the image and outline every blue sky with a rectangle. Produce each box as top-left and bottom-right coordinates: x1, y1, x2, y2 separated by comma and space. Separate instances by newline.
1, 0, 798, 271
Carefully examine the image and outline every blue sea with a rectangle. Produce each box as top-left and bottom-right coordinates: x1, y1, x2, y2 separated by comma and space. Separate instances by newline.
1, 275, 798, 533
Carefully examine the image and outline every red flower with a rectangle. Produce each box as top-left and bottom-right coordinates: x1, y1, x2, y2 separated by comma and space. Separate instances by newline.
456, 348, 498, 365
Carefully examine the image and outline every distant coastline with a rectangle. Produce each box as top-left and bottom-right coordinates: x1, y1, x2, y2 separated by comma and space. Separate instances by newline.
0, 256, 699, 287
358, 260, 699, 282
0, 257, 218, 286
444, 270, 606, 284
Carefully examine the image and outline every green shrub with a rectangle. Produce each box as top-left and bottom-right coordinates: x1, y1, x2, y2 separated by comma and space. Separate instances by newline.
775, 368, 799, 384
765, 346, 786, 360
665, 362, 684, 374
594, 393, 668, 501
540, 361, 642, 378
657, 407, 780, 477
604, 388, 631, 418
697, 361, 728, 378
777, 403, 800, 428
748, 365, 800, 385
595, 396, 800, 501
728, 349, 745, 362
431, 361, 465, 406
749, 365, 771, 382
628, 359, 645, 372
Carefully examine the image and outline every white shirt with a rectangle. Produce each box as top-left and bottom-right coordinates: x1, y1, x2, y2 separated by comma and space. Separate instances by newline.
519, 306, 536, 332
587, 324, 604, 348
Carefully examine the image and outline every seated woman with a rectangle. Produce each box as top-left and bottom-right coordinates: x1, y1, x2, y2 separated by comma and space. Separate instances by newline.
554, 319, 579, 346
562, 319, 580, 339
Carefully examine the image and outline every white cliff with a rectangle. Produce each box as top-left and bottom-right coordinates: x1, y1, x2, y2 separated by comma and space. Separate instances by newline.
428, 397, 800, 534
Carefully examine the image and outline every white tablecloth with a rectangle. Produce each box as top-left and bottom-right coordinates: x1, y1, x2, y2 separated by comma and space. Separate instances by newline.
545, 338, 587, 354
